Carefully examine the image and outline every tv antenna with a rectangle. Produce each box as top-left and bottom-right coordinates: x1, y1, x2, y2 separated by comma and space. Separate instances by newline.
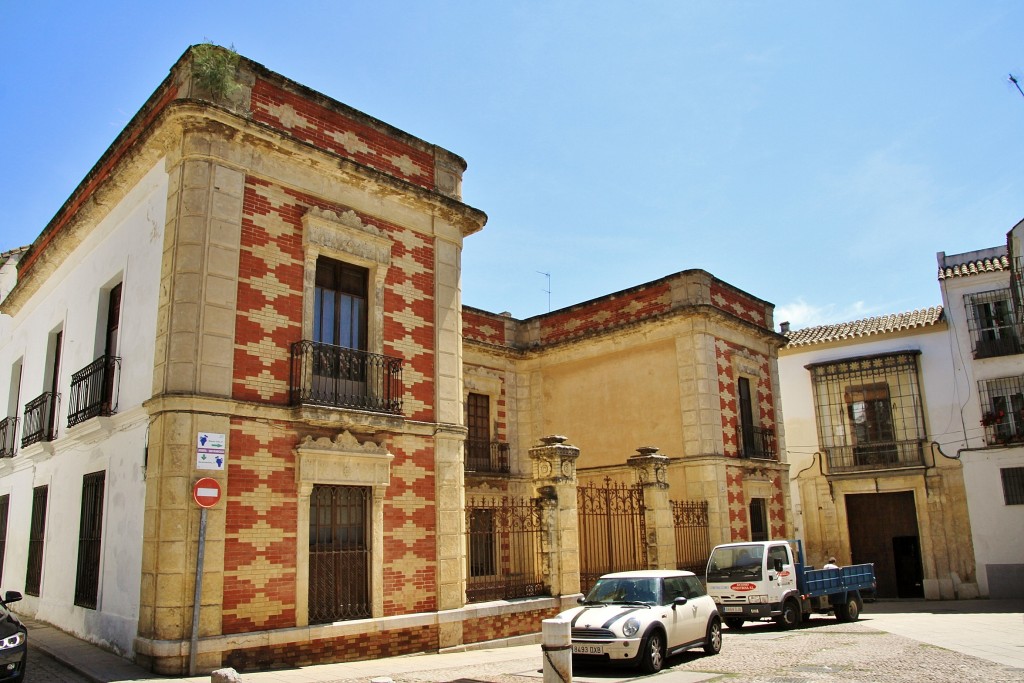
1011, 74, 1024, 99
537, 271, 551, 312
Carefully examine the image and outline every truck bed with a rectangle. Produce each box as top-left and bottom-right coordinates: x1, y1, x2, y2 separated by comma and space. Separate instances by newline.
801, 563, 875, 598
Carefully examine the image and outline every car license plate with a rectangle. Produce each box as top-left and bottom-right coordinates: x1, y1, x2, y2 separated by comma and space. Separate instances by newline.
724, 606, 743, 613
572, 644, 604, 655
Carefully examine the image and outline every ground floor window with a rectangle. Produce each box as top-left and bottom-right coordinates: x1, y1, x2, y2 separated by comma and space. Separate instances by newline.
1001, 467, 1024, 505
308, 484, 370, 623
0, 495, 8, 585
26, 486, 48, 596
749, 498, 768, 541
75, 471, 105, 609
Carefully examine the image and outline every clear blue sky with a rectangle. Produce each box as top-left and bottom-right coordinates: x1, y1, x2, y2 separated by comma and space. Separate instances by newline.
2, 2, 1021, 328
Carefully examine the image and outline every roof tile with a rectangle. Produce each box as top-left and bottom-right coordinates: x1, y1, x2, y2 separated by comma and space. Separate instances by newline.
785, 306, 944, 347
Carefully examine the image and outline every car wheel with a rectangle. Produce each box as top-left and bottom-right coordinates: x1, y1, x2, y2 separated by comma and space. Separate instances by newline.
638, 629, 665, 673
703, 618, 722, 655
724, 617, 744, 630
836, 595, 859, 622
775, 598, 801, 629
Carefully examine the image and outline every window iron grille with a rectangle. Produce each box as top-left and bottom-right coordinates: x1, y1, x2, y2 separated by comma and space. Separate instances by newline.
979, 376, 1024, 446
26, 486, 48, 597
0, 495, 9, 585
0, 417, 17, 458
749, 498, 768, 541
22, 392, 59, 448
965, 289, 1023, 359
808, 352, 927, 474
308, 485, 370, 623
465, 496, 547, 603
1001, 467, 1024, 505
68, 356, 121, 427
290, 341, 402, 414
74, 472, 105, 609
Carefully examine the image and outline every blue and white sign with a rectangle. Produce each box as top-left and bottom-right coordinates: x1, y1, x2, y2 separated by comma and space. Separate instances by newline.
197, 432, 226, 470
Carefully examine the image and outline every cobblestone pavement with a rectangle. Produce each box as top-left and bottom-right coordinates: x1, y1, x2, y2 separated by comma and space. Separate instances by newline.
26, 642, 92, 682
317, 620, 1023, 683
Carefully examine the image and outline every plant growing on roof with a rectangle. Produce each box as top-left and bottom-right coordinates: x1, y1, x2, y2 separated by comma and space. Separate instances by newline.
190, 43, 241, 101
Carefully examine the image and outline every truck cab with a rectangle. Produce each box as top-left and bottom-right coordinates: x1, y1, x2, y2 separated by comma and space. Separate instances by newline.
705, 541, 801, 629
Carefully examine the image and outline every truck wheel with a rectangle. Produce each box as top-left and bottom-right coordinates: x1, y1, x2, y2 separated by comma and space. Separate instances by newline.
703, 618, 722, 655
724, 617, 744, 630
775, 599, 801, 629
638, 629, 665, 673
837, 596, 859, 622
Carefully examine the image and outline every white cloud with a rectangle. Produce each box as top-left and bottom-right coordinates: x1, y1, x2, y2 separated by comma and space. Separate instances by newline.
775, 298, 876, 330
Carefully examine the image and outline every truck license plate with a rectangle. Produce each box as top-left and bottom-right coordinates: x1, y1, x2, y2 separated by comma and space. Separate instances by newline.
724, 606, 743, 613
572, 644, 604, 655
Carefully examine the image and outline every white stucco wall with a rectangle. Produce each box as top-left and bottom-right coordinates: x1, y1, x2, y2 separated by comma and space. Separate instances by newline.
0, 160, 167, 654
939, 262, 1024, 598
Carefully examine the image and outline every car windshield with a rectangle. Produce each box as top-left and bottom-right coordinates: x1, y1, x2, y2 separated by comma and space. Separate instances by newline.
583, 577, 660, 606
707, 544, 765, 582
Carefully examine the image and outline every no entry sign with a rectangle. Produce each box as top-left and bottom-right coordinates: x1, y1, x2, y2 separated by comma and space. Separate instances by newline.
193, 477, 222, 508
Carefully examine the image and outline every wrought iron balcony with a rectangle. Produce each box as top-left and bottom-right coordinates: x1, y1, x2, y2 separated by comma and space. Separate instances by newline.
739, 426, 777, 460
67, 355, 121, 428
290, 340, 403, 415
825, 439, 925, 474
22, 392, 59, 448
0, 416, 18, 458
465, 438, 511, 474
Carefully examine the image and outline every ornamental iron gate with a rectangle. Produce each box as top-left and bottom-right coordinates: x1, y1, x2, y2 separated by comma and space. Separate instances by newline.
577, 478, 647, 594
671, 499, 711, 575
465, 496, 547, 602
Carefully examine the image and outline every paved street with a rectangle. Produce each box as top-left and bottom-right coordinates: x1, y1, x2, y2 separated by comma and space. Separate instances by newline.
26, 643, 91, 682
22, 600, 1024, 683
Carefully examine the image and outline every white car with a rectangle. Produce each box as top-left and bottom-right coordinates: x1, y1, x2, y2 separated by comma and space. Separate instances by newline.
557, 570, 722, 673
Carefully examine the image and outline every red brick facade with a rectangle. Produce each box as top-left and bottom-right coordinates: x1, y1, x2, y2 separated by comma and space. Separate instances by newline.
537, 281, 672, 344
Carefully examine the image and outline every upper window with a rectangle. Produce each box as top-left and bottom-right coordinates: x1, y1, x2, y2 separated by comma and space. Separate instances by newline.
965, 289, 1022, 359
808, 352, 927, 473
314, 257, 368, 351
979, 376, 1024, 446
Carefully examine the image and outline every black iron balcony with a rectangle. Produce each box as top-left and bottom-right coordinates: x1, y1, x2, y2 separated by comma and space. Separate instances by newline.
465, 438, 511, 474
0, 416, 18, 458
974, 333, 1022, 359
22, 392, 59, 447
67, 355, 121, 428
290, 340, 403, 415
739, 426, 777, 460
825, 439, 925, 474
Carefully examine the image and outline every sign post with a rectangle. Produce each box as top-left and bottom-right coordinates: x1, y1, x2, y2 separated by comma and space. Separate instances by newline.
189, 478, 221, 675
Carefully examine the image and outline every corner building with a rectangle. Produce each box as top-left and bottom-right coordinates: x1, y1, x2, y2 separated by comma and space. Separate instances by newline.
0, 46, 793, 675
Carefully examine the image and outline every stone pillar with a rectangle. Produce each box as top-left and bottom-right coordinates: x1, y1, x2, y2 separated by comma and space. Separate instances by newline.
530, 435, 581, 597
628, 446, 676, 570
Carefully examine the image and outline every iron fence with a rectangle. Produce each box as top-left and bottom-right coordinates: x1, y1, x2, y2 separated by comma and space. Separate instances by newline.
671, 499, 711, 575
577, 478, 647, 594
466, 496, 547, 602
290, 340, 402, 414
68, 355, 120, 427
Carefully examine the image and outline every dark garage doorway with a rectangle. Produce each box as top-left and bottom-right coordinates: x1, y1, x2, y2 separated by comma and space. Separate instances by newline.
845, 491, 924, 598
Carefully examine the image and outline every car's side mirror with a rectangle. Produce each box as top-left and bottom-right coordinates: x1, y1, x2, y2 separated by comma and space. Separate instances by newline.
672, 596, 688, 609
2, 591, 22, 605
577, 596, 586, 605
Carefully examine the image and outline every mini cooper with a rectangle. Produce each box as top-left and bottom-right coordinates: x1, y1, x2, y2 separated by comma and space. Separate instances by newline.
558, 570, 722, 673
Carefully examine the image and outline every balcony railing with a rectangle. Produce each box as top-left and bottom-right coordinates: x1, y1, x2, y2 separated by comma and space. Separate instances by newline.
67, 355, 121, 428
825, 439, 925, 474
465, 439, 511, 474
290, 340, 403, 415
22, 392, 59, 448
739, 426, 777, 460
0, 416, 18, 458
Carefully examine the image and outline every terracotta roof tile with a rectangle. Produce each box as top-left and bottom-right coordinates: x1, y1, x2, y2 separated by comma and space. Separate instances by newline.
937, 253, 1009, 279
785, 306, 944, 347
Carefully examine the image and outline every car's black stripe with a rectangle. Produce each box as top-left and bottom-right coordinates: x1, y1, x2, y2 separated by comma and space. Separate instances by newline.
601, 607, 643, 629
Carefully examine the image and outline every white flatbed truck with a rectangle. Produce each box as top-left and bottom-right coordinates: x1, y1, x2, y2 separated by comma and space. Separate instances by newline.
705, 540, 876, 629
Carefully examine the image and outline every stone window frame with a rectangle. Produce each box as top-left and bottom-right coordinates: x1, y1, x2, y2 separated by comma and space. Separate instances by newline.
294, 431, 393, 626
300, 208, 392, 356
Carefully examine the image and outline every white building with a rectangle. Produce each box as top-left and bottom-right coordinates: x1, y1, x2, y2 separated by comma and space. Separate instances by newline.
936, 221, 1024, 598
